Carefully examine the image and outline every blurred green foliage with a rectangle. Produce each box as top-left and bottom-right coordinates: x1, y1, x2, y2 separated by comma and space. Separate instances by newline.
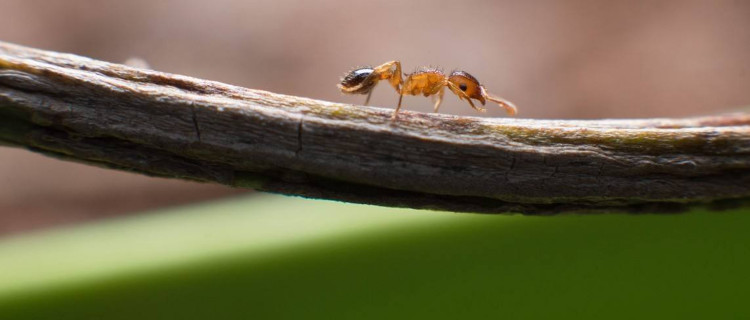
1, 195, 749, 319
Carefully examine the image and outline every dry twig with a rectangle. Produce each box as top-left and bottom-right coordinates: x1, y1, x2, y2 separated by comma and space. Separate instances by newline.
1, 41, 749, 214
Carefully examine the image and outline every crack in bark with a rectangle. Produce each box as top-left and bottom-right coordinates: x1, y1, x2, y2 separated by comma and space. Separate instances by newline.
191, 106, 202, 143
504, 156, 516, 183
295, 116, 303, 158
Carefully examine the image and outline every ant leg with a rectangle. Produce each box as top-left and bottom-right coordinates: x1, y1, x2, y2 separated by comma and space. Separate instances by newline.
464, 96, 486, 113
447, 82, 486, 113
389, 61, 403, 92
373, 61, 403, 93
433, 87, 444, 113
364, 90, 373, 106
392, 93, 404, 119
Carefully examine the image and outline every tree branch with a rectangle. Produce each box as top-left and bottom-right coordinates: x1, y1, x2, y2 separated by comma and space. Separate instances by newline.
1, 41, 749, 214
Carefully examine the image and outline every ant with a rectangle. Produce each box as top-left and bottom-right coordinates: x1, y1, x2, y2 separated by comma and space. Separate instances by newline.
338, 60, 517, 119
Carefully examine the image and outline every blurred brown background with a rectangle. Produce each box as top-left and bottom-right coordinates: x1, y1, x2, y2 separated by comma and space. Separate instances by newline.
1, 0, 749, 235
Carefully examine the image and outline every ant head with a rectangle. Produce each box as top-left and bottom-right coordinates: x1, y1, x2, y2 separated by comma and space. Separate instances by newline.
447, 71, 486, 105
338, 67, 376, 95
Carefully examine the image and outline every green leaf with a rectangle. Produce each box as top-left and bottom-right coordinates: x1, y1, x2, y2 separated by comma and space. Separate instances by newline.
1, 195, 749, 319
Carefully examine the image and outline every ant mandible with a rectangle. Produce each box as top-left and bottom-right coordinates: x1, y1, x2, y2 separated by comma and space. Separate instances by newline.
338, 60, 517, 119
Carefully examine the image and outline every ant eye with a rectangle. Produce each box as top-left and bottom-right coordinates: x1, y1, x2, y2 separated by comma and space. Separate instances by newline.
459, 83, 468, 91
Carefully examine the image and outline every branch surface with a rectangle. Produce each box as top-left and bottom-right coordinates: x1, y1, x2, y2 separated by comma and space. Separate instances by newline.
1, 41, 749, 214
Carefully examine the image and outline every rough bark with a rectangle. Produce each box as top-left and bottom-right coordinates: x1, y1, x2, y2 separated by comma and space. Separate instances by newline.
1, 41, 749, 214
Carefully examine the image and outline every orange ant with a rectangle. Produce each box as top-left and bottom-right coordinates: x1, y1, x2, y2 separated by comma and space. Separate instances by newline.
338, 60, 517, 119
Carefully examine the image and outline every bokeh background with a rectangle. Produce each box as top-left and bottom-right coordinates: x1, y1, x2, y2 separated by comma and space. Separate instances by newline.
3, 1, 750, 319
1, 0, 749, 232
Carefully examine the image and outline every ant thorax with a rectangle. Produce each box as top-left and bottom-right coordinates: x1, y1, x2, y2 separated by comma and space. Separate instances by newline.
402, 67, 445, 96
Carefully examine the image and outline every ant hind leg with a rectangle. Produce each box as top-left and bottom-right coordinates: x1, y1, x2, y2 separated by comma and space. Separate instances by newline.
392, 94, 404, 120
373, 61, 403, 93
364, 90, 374, 106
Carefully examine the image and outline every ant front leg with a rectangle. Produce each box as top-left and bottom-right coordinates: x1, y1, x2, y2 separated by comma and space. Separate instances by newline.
447, 82, 486, 113
465, 95, 486, 113
433, 86, 444, 113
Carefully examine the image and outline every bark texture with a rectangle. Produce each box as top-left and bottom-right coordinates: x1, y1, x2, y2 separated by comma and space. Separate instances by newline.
1, 41, 749, 214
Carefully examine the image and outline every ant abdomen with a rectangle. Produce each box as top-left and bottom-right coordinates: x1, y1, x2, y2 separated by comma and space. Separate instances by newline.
338, 67, 377, 95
